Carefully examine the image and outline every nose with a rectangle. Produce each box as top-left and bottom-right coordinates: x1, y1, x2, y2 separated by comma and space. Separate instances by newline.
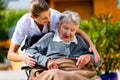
66, 30, 71, 35
45, 17, 50, 24
47, 17, 50, 22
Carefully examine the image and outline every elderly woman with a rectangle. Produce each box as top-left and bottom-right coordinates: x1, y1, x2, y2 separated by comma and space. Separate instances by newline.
26, 10, 102, 80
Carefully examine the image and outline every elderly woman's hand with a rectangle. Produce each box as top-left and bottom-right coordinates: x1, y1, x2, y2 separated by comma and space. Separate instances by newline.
47, 59, 58, 70
89, 46, 100, 63
20, 53, 36, 68
76, 54, 91, 69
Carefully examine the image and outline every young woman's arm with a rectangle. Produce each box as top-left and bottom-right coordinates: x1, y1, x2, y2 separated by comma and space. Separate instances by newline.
76, 29, 100, 63
7, 41, 36, 67
7, 42, 22, 61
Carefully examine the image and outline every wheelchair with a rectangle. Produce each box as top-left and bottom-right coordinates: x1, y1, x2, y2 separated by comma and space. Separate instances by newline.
21, 66, 32, 80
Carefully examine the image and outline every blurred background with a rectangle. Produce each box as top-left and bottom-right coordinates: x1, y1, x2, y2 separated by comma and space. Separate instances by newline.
0, 0, 120, 80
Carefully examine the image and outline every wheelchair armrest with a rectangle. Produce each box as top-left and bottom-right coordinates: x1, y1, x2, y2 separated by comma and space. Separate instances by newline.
21, 66, 32, 70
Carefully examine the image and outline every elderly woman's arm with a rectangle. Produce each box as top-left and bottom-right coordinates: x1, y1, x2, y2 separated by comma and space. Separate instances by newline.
76, 54, 102, 69
26, 42, 49, 67
25, 33, 53, 67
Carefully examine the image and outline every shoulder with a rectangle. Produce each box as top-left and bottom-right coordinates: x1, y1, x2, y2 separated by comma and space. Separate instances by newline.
39, 32, 55, 42
75, 34, 86, 43
15, 13, 33, 32
42, 32, 54, 39
49, 9, 61, 30
75, 34, 82, 40
50, 8, 61, 18
50, 8, 61, 14
17, 13, 31, 24
75, 34, 89, 48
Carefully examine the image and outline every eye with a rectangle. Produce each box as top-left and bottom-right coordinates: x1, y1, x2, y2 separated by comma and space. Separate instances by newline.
71, 29, 75, 32
63, 26, 69, 30
42, 17, 47, 20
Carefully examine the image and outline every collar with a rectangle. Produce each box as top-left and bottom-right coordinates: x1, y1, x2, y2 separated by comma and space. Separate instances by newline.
53, 30, 78, 44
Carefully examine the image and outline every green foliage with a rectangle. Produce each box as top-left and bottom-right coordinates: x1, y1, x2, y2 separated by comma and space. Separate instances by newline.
0, 0, 8, 10
0, 47, 7, 62
0, 10, 28, 40
80, 14, 120, 74
0, 9, 28, 63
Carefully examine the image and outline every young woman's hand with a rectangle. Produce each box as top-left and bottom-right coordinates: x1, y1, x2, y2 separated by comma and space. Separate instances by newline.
89, 46, 100, 63
21, 53, 36, 67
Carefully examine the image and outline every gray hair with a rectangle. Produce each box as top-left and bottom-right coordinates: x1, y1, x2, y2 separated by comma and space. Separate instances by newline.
59, 10, 81, 26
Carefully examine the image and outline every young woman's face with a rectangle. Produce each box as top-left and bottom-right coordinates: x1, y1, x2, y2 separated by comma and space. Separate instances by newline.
58, 22, 78, 42
33, 9, 50, 25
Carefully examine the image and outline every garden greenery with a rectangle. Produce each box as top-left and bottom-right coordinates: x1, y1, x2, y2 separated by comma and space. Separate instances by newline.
0, 10, 28, 63
80, 14, 120, 74
0, 10, 28, 40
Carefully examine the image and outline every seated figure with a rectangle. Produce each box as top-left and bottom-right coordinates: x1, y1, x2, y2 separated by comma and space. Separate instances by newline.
26, 10, 102, 80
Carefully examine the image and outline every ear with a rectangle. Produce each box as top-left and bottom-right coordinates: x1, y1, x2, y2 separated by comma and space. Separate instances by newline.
30, 14, 35, 19
57, 22, 60, 29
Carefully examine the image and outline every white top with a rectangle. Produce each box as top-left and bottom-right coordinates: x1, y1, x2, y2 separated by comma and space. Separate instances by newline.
53, 30, 78, 44
11, 8, 61, 45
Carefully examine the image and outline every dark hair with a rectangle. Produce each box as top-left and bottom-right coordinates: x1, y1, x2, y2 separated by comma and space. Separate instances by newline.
29, 0, 49, 17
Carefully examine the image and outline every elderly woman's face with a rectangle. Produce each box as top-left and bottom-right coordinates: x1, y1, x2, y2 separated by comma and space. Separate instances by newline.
58, 22, 78, 42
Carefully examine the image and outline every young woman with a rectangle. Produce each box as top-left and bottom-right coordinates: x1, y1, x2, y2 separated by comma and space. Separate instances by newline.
7, 0, 100, 67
